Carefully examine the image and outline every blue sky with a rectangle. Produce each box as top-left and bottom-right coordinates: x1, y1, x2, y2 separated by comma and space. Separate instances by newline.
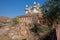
0, 0, 47, 18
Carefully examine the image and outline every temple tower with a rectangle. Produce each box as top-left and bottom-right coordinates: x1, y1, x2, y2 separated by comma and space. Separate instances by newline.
25, 0, 42, 14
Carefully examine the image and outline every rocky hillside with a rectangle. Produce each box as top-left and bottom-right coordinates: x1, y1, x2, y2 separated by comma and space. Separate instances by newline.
0, 16, 51, 40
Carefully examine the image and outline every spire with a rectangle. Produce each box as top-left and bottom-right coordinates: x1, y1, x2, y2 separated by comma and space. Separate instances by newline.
25, 4, 29, 11
37, 3, 40, 9
37, 0, 41, 7
25, 5, 29, 14
33, 0, 37, 5
33, 0, 37, 8
37, 3, 40, 7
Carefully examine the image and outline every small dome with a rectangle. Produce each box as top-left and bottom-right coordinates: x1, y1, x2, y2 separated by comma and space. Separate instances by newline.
26, 5, 28, 8
25, 11, 29, 14
34, 1, 36, 4
37, 3, 40, 7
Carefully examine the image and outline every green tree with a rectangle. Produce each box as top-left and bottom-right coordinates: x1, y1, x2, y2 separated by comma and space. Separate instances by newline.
42, 0, 60, 28
41, 0, 60, 40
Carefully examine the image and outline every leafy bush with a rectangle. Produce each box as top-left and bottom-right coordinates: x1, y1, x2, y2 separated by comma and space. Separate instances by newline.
13, 17, 19, 24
